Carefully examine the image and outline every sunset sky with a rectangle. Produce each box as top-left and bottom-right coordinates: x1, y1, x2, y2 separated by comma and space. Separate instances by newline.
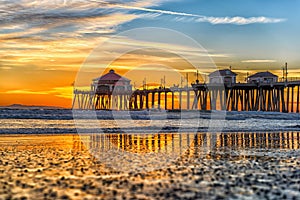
1, 0, 300, 107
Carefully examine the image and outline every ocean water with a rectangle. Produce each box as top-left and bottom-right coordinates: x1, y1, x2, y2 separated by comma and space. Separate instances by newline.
0, 108, 300, 134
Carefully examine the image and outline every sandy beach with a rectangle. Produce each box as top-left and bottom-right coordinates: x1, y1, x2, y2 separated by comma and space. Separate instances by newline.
0, 133, 299, 200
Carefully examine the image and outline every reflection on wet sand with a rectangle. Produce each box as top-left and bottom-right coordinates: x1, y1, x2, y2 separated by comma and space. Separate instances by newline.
81, 132, 300, 154
1, 132, 298, 154
216, 132, 300, 150
77, 132, 300, 172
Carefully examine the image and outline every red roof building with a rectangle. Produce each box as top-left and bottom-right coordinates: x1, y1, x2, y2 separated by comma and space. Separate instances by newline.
94, 69, 130, 85
92, 69, 132, 94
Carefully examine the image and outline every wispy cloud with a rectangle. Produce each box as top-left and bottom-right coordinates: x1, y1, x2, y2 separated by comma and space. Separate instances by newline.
0, 0, 146, 41
241, 60, 277, 63
5, 90, 48, 95
98, 1, 200, 17
92, 0, 286, 25
49, 86, 73, 99
4, 86, 73, 98
195, 16, 285, 25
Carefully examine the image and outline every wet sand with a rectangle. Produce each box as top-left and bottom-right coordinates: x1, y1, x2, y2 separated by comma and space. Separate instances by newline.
0, 133, 299, 200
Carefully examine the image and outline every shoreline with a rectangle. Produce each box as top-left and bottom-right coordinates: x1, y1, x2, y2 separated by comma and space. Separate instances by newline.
1, 128, 300, 134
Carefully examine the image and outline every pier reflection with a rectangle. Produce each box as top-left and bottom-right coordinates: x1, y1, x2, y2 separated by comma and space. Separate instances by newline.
78, 132, 300, 171
214, 132, 300, 150
80, 132, 300, 154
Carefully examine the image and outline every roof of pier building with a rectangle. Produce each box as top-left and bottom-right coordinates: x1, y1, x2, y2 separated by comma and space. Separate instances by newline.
248, 71, 278, 78
93, 69, 131, 85
209, 69, 237, 77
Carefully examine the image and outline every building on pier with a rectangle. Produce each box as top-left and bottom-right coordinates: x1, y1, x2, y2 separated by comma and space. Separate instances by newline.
247, 71, 278, 84
208, 69, 237, 85
92, 69, 132, 93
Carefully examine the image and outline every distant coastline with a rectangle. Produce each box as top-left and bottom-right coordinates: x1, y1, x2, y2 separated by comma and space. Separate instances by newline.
0, 104, 65, 110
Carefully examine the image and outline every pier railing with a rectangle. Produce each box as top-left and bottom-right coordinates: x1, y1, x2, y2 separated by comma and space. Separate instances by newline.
279, 77, 300, 82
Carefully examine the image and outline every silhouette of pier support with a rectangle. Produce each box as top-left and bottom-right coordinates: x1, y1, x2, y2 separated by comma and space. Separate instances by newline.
72, 90, 131, 110
128, 88, 194, 110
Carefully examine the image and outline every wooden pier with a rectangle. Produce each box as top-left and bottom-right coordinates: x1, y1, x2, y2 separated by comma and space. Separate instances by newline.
72, 81, 300, 113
